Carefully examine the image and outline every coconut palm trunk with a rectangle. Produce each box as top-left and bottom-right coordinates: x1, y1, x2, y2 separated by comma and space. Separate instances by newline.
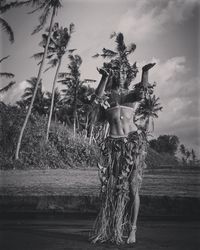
89, 111, 97, 145
73, 83, 78, 138
15, 7, 56, 160
46, 57, 62, 142
84, 113, 89, 140
89, 124, 94, 145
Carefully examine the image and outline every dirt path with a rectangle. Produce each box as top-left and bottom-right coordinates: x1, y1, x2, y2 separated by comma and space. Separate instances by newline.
1, 216, 199, 250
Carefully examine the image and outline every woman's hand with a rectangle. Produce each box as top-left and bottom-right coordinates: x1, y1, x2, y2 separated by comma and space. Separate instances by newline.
142, 63, 156, 72
97, 67, 109, 77
97, 67, 114, 78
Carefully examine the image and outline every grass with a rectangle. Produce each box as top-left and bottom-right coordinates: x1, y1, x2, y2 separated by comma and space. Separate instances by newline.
0, 167, 199, 198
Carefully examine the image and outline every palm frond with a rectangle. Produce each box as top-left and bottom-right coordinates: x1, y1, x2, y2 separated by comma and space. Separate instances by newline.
32, 52, 44, 60
92, 53, 100, 58
58, 72, 72, 78
115, 32, 126, 53
37, 59, 42, 66
24, 86, 34, 93
58, 78, 73, 84
68, 49, 76, 53
32, 5, 51, 34
101, 48, 118, 58
26, 77, 37, 86
0, 1, 22, 13
43, 66, 53, 73
22, 92, 32, 99
0, 72, 15, 78
49, 0, 62, 9
68, 54, 74, 62
60, 89, 68, 93
44, 57, 58, 72
48, 57, 58, 67
27, 1, 46, 14
46, 53, 54, 59
0, 17, 14, 43
0, 55, 10, 64
1, 0, 44, 15
0, 81, 15, 93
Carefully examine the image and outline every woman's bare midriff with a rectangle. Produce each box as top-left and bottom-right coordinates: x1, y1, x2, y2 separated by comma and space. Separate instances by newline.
106, 105, 138, 137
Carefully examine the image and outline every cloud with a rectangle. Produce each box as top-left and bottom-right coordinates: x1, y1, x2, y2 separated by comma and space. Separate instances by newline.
117, 0, 199, 42
1, 80, 28, 104
136, 56, 199, 153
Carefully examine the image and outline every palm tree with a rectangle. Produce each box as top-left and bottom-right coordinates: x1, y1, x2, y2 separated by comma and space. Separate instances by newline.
136, 94, 163, 132
0, 56, 15, 99
60, 54, 82, 137
12, 0, 63, 159
34, 22, 75, 142
59, 55, 96, 137
77, 84, 95, 136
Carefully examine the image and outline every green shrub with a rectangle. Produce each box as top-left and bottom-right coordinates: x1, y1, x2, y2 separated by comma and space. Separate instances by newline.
49, 123, 100, 168
0, 104, 100, 169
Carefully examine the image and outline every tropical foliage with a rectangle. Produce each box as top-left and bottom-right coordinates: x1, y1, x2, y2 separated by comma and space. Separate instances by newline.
59, 54, 96, 137
0, 56, 15, 97
135, 93, 163, 132
34, 22, 75, 141
12, 0, 63, 159
149, 135, 180, 156
0, 103, 100, 169
17, 77, 46, 115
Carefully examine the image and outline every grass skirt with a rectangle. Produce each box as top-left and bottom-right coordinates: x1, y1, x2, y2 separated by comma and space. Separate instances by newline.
90, 131, 147, 244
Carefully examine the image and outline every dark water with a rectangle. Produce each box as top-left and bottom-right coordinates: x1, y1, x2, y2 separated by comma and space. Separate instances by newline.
0, 215, 199, 250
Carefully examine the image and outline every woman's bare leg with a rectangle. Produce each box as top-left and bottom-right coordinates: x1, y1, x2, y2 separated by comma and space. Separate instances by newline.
127, 188, 140, 243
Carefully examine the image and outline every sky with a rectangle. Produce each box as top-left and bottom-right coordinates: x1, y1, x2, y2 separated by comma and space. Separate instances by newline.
0, 0, 199, 154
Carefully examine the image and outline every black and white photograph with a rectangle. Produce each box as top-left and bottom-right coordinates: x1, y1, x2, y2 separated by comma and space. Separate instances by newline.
0, 0, 199, 249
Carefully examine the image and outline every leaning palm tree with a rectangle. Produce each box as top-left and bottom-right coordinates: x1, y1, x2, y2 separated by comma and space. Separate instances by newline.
12, 0, 63, 159
34, 22, 75, 142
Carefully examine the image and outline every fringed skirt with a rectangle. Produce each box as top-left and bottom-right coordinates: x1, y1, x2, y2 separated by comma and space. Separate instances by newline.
90, 131, 147, 244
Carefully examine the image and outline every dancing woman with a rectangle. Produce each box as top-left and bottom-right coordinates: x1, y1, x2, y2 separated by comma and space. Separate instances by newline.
90, 63, 155, 245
